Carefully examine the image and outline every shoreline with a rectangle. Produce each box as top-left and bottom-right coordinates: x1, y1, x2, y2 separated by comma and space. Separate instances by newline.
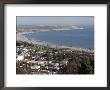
16, 31, 94, 53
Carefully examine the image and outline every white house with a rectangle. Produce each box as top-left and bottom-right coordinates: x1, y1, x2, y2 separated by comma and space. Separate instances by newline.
16, 55, 24, 61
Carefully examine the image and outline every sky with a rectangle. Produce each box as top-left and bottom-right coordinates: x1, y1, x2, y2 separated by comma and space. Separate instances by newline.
16, 16, 94, 26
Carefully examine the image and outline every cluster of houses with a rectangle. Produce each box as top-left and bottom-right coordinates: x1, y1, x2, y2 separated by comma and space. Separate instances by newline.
16, 43, 94, 74
16, 45, 69, 74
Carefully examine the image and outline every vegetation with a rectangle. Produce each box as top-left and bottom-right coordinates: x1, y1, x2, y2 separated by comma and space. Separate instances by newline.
16, 41, 94, 74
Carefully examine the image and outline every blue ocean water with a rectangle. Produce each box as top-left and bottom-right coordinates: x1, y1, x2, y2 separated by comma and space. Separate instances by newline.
25, 26, 94, 50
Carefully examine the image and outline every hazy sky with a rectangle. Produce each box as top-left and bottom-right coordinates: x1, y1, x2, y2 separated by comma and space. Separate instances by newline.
17, 16, 94, 26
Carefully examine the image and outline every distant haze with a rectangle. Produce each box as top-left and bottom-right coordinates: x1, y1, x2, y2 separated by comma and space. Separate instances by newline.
17, 16, 94, 26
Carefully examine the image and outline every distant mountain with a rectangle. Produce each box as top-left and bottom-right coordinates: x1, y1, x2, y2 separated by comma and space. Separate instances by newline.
16, 25, 86, 32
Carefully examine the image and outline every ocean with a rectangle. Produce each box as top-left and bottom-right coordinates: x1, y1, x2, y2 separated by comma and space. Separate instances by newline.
24, 26, 94, 50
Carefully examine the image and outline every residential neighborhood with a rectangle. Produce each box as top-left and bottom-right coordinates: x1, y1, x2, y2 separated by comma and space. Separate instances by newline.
16, 41, 94, 74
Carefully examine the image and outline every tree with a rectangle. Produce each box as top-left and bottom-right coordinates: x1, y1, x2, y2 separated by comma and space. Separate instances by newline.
78, 56, 94, 74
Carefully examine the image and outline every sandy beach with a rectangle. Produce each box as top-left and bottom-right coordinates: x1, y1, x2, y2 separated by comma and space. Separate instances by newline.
16, 31, 94, 53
